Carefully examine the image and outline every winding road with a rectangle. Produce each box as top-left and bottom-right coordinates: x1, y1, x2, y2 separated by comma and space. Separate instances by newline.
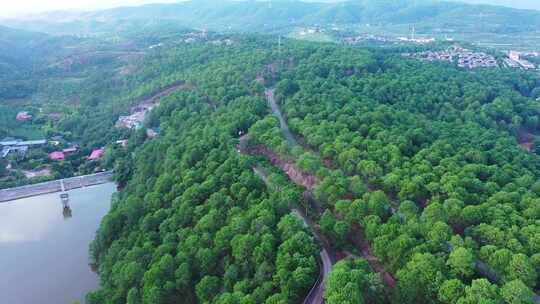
246, 87, 398, 303
251, 167, 332, 304
264, 88, 332, 304
262, 89, 540, 301
265, 89, 298, 148
240, 89, 333, 304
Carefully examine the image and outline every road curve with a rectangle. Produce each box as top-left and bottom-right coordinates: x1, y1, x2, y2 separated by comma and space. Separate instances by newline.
238, 88, 333, 304
292, 208, 333, 304
250, 165, 330, 304
302, 249, 331, 304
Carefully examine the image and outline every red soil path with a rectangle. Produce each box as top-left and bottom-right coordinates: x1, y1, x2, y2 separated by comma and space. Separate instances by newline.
239, 135, 397, 289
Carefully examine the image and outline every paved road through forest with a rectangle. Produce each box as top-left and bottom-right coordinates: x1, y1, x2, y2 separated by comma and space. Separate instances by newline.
264, 88, 332, 304
265, 88, 298, 147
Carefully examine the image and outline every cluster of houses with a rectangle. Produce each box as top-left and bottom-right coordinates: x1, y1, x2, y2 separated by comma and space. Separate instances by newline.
402, 45, 540, 71
504, 51, 537, 70
117, 83, 184, 132
0, 137, 104, 162
16, 111, 62, 121
343, 35, 398, 45
116, 110, 148, 129
402, 46, 499, 69
48, 146, 104, 161
297, 27, 324, 37
182, 30, 209, 44
456, 51, 498, 69
116, 94, 162, 130
397, 36, 436, 44
149, 31, 238, 48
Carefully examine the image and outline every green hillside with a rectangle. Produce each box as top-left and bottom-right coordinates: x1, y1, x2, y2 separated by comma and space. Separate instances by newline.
83, 35, 540, 304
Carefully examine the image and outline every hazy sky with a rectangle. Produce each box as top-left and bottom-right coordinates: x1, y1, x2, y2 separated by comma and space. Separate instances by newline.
0, 0, 182, 17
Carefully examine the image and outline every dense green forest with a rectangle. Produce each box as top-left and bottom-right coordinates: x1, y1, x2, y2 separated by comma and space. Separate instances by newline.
84, 33, 540, 304
249, 43, 540, 302
88, 38, 323, 304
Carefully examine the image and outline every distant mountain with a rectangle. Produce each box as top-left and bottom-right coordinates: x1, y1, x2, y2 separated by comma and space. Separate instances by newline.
454, 0, 540, 11
0, 26, 47, 75
0, 25, 92, 81
305, 0, 540, 11
2, 0, 540, 36
0, 25, 86, 58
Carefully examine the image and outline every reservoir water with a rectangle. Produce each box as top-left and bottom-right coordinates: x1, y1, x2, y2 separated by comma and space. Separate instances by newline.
0, 182, 116, 304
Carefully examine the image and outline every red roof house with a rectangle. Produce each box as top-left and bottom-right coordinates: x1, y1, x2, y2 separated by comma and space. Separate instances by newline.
89, 148, 104, 160
16, 112, 33, 121
49, 151, 65, 160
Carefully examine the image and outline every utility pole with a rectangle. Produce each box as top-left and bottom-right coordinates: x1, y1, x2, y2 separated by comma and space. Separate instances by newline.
278, 35, 282, 55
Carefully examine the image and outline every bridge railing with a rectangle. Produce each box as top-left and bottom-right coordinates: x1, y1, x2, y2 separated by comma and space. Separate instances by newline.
0, 171, 114, 203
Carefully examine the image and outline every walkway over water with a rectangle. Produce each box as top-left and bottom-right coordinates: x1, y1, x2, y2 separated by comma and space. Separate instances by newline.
0, 171, 113, 203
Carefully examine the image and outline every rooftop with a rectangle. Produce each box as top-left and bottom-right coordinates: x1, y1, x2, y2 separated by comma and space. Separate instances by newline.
16, 112, 32, 121
62, 147, 78, 153
49, 151, 65, 160
89, 148, 104, 160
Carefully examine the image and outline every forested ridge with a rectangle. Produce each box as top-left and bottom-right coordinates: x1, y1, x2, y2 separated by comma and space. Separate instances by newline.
6, 0, 540, 36
88, 38, 322, 304
89, 35, 540, 304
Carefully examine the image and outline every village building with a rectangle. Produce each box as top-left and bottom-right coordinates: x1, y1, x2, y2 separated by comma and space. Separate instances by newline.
2, 146, 28, 158
49, 151, 65, 160
89, 148, 104, 160
16, 112, 33, 121
504, 50, 536, 69
116, 139, 129, 147
0, 139, 46, 147
1, 139, 47, 158
116, 112, 146, 129
62, 147, 78, 153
